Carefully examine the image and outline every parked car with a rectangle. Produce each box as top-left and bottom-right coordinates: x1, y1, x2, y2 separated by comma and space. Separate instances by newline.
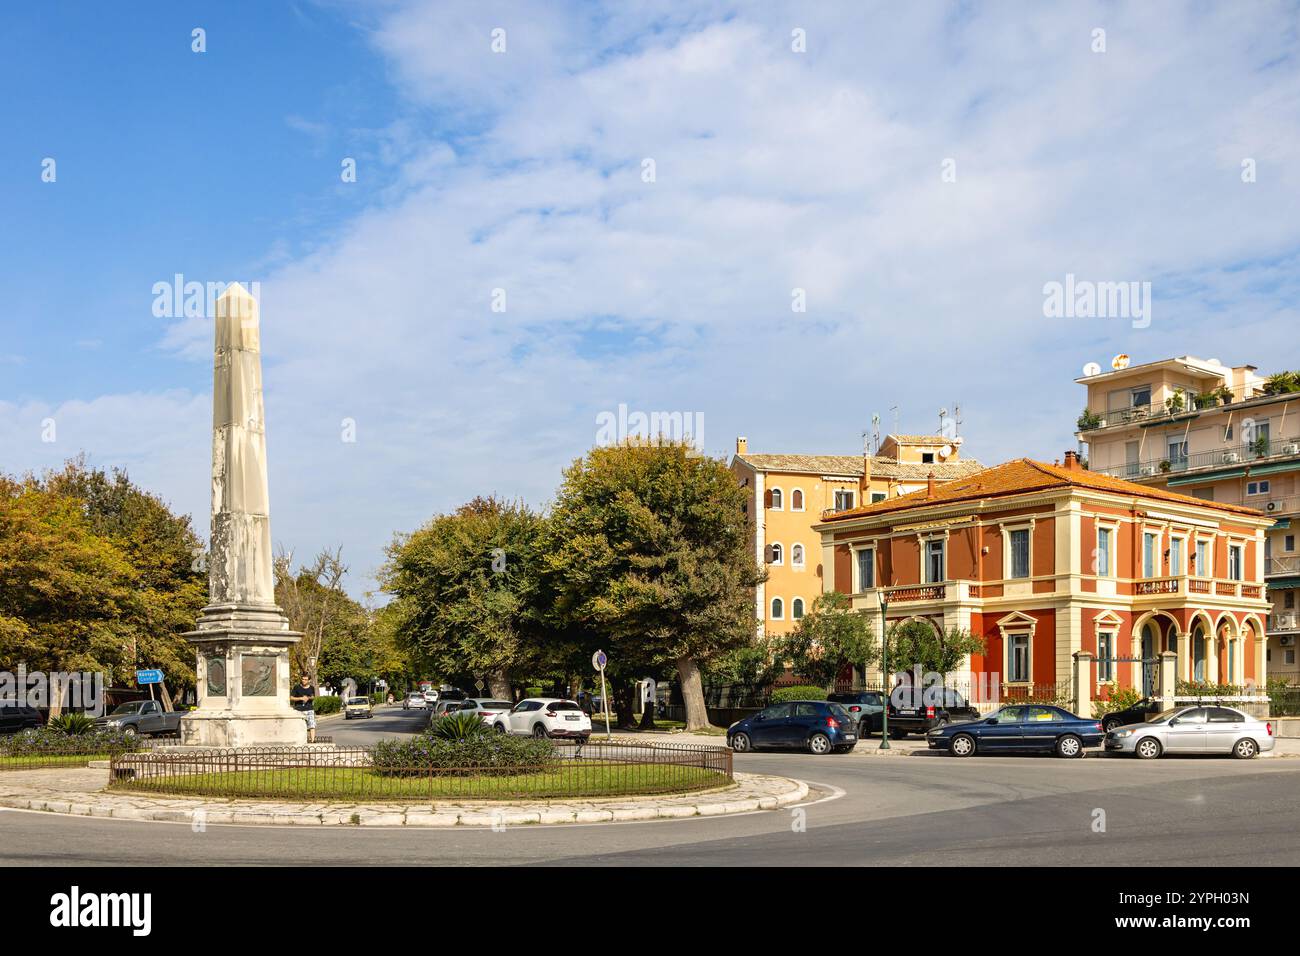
403, 692, 427, 710
928, 704, 1104, 757
1104, 705, 1275, 759
1099, 696, 1163, 733
491, 699, 592, 741
94, 699, 167, 738
827, 691, 885, 736
422, 689, 439, 704
728, 700, 858, 755
344, 697, 374, 719
0, 702, 43, 734
429, 699, 464, 720
135, 708, 187, 737
887, 686, 981, 737
454, 698, 514, 725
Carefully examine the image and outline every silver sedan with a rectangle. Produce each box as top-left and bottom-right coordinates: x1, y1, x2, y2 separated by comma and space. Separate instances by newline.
1104, 705, 1275, 759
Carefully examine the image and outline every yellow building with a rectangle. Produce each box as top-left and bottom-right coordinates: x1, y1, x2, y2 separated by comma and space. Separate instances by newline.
730, 435, 984, 636
1075, 355, 1300, 683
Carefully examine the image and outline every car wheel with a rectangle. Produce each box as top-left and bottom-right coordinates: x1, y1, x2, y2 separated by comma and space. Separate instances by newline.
122, 726, 137, 738
1055, 734, 1083, 758
949, 733, 975, 757
888, 726, 906, 739
730, 732, 751, 753
808, 732, 832, 755
1103, 716, 1122, 733
533, 724, 549, 739
1232, 738, 1258, 759
493, 723, 506, 734
1135, 736, 1162, 759
859, 720, 871, 738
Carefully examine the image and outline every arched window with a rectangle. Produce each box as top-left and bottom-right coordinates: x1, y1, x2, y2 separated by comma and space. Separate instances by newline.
792, 597, 805, 620
770, 597, 784, 620
769, 543, 783, 565
1192, 625, 1206, 682
769, 488, 783, 510
791, 489, 804, 511
791, 543, 804, 567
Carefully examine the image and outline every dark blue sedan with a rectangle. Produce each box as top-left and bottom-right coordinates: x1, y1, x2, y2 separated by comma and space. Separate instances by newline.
728, 701, 858, 755
927, 704, 1104, 758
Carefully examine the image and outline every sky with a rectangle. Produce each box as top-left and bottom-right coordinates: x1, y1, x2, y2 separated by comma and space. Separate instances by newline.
2, 0, 1300, 599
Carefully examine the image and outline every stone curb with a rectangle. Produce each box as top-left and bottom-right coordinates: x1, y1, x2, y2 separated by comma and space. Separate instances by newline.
0, 771, 806, 828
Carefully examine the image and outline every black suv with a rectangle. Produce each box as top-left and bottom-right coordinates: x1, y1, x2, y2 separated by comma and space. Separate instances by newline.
827, 691, 886, 736
886, 686, 980, 737
0, 702, 43, 734
1100, 696, 1162, 733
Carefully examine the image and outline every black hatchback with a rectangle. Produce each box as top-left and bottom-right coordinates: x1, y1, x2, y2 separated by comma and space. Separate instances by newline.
0, 702, 43, 734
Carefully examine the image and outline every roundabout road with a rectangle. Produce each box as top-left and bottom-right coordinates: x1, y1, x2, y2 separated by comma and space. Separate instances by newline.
5, 712, 1300, 866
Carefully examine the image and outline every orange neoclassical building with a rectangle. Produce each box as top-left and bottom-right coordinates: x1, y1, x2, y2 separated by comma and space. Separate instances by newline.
815, 454, 1274, 703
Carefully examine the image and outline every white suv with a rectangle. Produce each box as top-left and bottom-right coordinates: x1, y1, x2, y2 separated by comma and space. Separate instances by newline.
492, 698, 592, 741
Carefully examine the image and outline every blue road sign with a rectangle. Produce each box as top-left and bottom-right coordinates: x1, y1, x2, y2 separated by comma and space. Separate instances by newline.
136, 669, 163, 685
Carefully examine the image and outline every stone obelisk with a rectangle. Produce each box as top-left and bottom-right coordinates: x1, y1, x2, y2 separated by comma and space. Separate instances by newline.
180, 283, 307, 747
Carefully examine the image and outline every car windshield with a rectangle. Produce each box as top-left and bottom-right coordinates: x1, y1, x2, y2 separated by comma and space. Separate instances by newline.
484, 701, 512, 709
348, 698, 368, 705
828, 703, 853, 720
109, 702, 146, 715
549, 701, 581, 711
1146, 708, 1185, 724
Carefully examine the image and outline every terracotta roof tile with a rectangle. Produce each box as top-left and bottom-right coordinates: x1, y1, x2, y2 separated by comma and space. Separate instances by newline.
734, 454, 984, 481
819, 458, 1268, 521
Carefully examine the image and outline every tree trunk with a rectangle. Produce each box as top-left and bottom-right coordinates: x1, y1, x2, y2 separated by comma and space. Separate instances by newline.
488, 671, 511, 699
676, 656, 709, 731
637, 698, 657, 730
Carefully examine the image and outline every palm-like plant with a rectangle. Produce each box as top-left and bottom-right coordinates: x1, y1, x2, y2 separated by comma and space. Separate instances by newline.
429, 711, 491, 741
48, 712, 95, 736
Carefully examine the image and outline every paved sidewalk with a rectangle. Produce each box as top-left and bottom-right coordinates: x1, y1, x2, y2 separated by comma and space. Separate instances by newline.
0, 767, 806, 828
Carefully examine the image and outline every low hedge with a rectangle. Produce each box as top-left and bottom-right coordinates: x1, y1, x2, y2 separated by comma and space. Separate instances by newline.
371, 732, 554, 777
771, 685, 827, 704
0, 726, 139, 757
313, 696, 341, 715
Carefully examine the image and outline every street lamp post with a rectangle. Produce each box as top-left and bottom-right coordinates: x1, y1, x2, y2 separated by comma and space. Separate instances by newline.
879, 598, 890, 751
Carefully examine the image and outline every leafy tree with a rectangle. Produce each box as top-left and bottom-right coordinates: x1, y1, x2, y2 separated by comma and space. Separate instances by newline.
886, 620, 985, 680
380, 496, 553, 698
544, 441, 766, 730
778, 591, 877, 688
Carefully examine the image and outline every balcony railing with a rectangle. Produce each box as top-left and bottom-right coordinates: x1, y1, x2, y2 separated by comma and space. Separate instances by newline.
1268, 554, 1300, 576
1134, 575, 1263, 600
1077, 383, 1297, 432
1090, 439, 1300, 481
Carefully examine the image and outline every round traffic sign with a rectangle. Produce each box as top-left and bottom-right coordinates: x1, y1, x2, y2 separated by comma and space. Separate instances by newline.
592, 650, 607, 671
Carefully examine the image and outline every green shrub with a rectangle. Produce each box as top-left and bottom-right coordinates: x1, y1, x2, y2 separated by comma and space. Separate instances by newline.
48, 712, 96, 735
771, 685, 827, 703
1093, 683, 1143, 718
1076, 408, 1102, 430
371, 733, 554, 777
1175, 679, 1247, 697
429, 711, 491, 741
313, 695, 341, 715
0, 727, 138, 757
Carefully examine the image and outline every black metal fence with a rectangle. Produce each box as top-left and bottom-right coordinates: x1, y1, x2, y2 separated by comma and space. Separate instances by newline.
108, 740, 733, 801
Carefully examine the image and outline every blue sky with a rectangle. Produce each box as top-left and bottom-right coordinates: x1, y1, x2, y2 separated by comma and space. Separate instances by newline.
3, 1, 1300, 598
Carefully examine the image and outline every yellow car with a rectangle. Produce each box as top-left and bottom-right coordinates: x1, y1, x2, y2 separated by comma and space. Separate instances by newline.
343, 696, 374, 719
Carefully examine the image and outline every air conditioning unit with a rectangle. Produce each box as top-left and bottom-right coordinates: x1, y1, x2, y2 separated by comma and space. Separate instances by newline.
1267, 500, 1283, 513
1284, 443, 1300, 456
1223, 452, 1241, 464
1140, 465, 1158, 476
1280, 634, 1296, 646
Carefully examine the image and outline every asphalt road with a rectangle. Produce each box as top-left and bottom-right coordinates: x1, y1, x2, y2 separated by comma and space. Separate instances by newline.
5, 707, 1299, 866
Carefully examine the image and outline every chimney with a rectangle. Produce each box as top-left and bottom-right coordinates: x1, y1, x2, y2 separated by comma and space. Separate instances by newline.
1064, 450, 1080, 472
736, 436, 748, 455
860, 449, 873, 499
926, 471, 936, 498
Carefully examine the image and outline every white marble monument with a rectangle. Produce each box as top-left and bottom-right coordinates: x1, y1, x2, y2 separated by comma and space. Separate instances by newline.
180, 283, 308, 748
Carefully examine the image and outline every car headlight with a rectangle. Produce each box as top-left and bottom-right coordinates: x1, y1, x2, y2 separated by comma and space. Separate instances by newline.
1113, 729, 1134, 738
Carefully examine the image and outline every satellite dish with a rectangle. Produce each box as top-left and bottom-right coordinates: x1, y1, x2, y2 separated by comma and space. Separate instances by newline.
1111, 354, 1130, 370
939, 444, 953, 459
1082, 361, 1102, 377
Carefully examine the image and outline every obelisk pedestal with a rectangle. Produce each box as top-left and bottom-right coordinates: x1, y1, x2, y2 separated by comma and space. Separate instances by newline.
180, 283, 307, 748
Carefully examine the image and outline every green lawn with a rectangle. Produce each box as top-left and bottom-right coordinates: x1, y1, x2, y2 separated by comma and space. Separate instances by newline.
0, 753, 116, 769
113, 762, 731, 801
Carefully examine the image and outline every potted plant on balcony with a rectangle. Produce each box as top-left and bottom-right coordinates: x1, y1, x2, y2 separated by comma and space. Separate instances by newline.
1215, 384, 1233, 404
1076, 408, 1103, 431
1164, 389, 1185, 415
1252, 434, 1270, 458
1159, 459, 1172, 473
1194, 390, 1219, 410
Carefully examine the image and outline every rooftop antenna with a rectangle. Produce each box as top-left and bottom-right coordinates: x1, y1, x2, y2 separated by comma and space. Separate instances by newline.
890, 405, 899, 437
871, 413, 881, 455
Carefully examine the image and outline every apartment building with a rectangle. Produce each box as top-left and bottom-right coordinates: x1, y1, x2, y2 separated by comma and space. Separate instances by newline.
1075, 355, 1300, 683
731, 434, 984, 637
815, 455, 1274, 699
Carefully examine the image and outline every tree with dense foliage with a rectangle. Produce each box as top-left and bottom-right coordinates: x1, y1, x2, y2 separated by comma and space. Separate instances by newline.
778, 591, 877, 688
0, 459, 206, 712
886, 619, 986, 680
380, 496, 552, 699
544, 441, 766, 731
